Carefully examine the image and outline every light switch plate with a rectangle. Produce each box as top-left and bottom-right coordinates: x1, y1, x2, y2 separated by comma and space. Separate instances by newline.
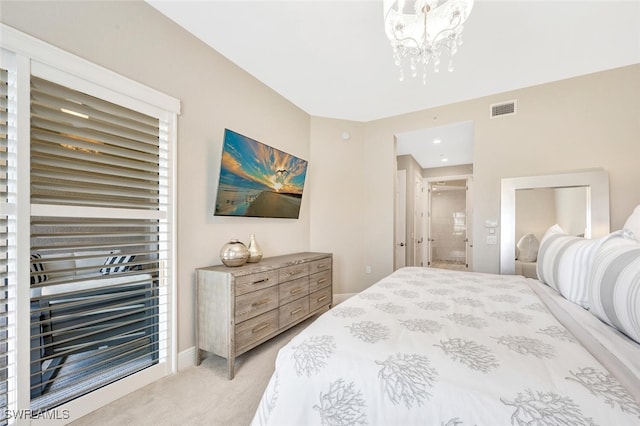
487, 235, 498, 245
484, 219, 498, 228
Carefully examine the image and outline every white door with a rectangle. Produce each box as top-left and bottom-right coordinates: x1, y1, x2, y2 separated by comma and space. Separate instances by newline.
427, 181, 433, 267
465, 178, 474, 270
394, 170, 407, 270
414, 174, 425, 266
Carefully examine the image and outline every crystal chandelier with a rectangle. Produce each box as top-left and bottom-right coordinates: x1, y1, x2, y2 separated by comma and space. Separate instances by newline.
383, 0, 474, 83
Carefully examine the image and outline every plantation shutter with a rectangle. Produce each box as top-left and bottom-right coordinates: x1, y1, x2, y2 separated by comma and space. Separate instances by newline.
28, 76, 169, 411
30, 76, 164, 209
1, 62, 17, 425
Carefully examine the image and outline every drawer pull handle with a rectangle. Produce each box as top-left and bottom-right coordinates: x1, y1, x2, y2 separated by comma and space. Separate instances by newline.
252, 299, 270, 308
317, 264, 326, 269
290, 307, 303, 316
317, 278, 327, 284
252, 322, 270, 334
289, 269, 302, 276
290, 287, 302, 295
252, 278, 269, 285
317, 295, 328, 302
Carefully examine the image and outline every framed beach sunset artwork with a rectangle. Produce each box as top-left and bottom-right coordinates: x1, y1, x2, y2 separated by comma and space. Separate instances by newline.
214, 129, 308, 219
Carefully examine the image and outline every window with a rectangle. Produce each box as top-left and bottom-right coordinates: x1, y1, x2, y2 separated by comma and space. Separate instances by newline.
29, 77, 169, 411
0, 51, 17, 426
1, 24, 179, 420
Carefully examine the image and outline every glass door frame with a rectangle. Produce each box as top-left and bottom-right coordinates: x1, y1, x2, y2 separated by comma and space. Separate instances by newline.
424, 175, 473, 270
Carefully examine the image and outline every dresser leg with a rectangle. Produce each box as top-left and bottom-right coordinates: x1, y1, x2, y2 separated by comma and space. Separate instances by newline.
227, 355, 235, 380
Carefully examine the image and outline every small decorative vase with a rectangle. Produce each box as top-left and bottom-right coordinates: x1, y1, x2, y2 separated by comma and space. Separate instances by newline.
220, 239, 249, 267
247, 234, 263, 263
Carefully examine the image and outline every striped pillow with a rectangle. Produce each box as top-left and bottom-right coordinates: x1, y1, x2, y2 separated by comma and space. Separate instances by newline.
30, 253, 48, 285
588, 234, 640, 344
100, 254, 135, 275
536, 225, 614, 308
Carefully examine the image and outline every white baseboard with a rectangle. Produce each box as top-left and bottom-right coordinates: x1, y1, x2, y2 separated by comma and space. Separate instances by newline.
333, 293, 357, 305
178, 346, 196, 371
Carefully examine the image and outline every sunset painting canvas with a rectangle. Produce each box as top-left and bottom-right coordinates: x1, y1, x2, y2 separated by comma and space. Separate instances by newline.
214, 129, 308, 218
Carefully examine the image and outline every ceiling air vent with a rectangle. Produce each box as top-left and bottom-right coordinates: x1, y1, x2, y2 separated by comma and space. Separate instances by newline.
490, 100, 517, 118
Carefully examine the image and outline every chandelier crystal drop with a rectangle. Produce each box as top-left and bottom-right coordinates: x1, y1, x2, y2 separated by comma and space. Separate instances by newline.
383, 0, 474, 84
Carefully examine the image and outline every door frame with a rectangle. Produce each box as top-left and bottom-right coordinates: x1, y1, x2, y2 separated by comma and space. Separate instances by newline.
413, 172, 425, 266
394, 169, 407, 270
424, 174, 473, 270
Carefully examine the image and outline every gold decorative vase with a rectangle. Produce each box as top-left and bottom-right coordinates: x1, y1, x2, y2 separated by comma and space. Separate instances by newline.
247, 234, 263, 263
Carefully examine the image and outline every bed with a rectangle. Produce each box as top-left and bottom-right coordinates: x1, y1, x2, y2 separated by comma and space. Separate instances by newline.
251, 230, 640, 425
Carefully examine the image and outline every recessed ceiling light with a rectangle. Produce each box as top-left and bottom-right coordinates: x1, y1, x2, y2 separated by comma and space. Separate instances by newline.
441, 157, 449, 162
433, 139, 441, 144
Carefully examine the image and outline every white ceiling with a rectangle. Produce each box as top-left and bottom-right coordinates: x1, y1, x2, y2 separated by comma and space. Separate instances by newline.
147, 0, 639, 167
395, 121, 475, 168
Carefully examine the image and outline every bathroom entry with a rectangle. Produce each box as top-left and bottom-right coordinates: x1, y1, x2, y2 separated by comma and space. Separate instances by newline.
394, 120, 475, 270
427, 178, 472, 271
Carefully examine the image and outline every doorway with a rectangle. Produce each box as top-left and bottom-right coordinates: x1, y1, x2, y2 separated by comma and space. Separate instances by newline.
394, 120, 475, 270
426, 178, 472, 271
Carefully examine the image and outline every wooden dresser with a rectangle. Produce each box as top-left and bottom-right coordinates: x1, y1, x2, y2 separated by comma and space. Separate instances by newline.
196, 252, 332, 379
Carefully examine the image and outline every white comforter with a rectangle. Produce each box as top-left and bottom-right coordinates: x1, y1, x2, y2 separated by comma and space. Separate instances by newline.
252, 267, 640, 426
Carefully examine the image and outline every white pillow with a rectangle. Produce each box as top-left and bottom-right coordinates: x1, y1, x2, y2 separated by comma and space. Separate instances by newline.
588, 232, 640, 344
536, 224, 616, 308
623, 204, 640, 241
515, 233, 539, 262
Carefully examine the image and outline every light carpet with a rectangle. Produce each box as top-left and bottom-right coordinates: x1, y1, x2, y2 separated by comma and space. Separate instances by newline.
70, 316, 316, 426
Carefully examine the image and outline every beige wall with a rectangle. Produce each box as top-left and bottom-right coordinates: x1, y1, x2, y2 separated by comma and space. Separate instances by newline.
3, 1, 640, 352
309, 118, 364, 295
0, 1, 312, 353
311, 64, 640, 290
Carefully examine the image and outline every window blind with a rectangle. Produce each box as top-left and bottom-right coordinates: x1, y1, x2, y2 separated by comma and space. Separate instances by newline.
29, 77, 169, 412
1, 63, 17, 426
30, 76, 165, 210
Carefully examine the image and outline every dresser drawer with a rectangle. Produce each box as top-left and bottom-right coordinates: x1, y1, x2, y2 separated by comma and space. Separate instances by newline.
235, 286, 278, 323
309, 287, 332, 312
309, 269, 332, 293
235, 270, 279, 296
309, 258, 331, 274
279, 276, 309, 305
279, 296, 309, 328
235, 309, 278, 352
279, 263, 310, 282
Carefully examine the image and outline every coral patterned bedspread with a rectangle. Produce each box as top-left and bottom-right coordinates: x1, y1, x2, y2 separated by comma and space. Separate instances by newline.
251, 267, 640, 426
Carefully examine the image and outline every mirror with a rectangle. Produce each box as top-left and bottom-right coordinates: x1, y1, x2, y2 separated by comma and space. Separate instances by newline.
500, 170, 610, 275
515, 186, 587, 242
